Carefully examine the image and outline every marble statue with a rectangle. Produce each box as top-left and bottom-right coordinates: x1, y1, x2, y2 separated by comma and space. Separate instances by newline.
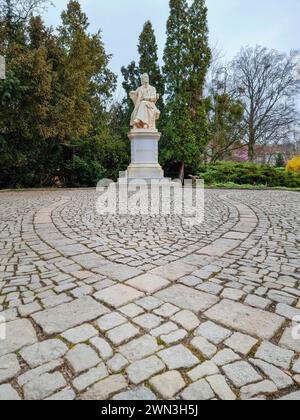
130, 73, 160, 130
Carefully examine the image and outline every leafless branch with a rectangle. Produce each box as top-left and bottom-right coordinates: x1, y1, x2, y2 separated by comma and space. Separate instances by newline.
230, 46, 300, 160
0, 0, 52, 24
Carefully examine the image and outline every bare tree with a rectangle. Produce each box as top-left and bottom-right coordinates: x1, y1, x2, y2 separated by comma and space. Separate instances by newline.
231, 46, 300, 161
292, 129, 300, 154
206, 53, 245, 162
0, 0, 51, 24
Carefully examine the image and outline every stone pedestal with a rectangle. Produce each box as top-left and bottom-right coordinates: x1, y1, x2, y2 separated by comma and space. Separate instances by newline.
125, 129, 164, 180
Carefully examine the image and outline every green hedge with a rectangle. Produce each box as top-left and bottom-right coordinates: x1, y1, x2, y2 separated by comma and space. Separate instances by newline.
64, 157, 108, 188
198, 162, 300, 189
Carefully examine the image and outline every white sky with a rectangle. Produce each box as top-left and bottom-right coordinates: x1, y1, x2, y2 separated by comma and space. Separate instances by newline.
43, 0, 300, 99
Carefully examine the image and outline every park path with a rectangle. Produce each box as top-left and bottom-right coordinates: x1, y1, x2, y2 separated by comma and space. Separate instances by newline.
0, 189, 299, 400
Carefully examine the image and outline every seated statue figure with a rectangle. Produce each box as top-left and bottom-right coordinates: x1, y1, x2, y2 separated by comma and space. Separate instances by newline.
130, 73, 160, 129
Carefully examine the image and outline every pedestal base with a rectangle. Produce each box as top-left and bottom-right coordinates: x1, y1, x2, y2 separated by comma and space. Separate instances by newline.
126, 129, 164, 180
126, 163, 164, 180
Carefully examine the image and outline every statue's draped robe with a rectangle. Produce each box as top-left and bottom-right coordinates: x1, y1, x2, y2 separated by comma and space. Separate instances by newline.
130, 85, 160, 129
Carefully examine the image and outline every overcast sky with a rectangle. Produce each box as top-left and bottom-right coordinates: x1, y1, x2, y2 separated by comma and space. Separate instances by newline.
42, 0, 300, 99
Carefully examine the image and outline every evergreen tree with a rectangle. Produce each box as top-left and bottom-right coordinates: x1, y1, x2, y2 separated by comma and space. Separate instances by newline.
56, 1, 119, 185
163, 0, 190, 100
162, 98, 200, 180
28, 15, 48, 49
0, 15, 55, 186
121, 21, 163, 99
138, 20, 164, 107
188, 0, 211, 157
121, 61, 140, 96
162, 0, 211, 178
162, 0, 193, 179
163, 0, 211, 104
275, 153, 285, 168
0, 0, 119, 187
56, 0, 116, 143
188, 0, 211, 107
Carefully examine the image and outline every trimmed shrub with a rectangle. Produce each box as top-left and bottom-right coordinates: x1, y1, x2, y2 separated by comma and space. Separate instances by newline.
198, 161, 300, 188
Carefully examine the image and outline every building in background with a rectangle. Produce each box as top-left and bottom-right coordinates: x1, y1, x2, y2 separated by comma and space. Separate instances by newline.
232, 144, 297, 166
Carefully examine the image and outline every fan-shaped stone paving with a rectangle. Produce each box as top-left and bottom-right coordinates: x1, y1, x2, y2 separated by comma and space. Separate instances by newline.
0, 189, 300, 400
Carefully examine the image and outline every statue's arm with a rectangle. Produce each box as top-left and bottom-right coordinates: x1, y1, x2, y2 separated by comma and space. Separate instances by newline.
144, 89, 159, 103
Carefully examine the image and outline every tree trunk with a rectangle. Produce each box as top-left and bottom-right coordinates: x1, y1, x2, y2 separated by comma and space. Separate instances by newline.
248, 127, 256, 162
248, 141, 255, 162
178, 160, 185, 184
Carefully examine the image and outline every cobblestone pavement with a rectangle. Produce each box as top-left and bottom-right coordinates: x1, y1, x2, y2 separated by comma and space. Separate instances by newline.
0, 189, 300, 400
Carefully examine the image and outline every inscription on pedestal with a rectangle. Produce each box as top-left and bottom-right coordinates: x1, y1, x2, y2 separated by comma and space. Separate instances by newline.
127, 130, 164, 179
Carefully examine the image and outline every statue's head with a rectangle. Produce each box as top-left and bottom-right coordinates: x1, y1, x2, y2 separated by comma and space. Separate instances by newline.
141, 73, 149, 85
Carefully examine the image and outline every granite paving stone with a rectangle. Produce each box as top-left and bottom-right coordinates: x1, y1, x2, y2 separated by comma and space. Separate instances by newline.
158, 345, 199, 369
32, 297, 109, 335
0, 319, 37, 357
20, 339, 68, 368
149, 371, 186, 399
66, 344, 101, 374
204, 299, 285, 340
126, 355, 165, 385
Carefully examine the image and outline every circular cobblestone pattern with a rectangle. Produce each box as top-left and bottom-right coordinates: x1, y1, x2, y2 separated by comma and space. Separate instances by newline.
0, 189, 299, 400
